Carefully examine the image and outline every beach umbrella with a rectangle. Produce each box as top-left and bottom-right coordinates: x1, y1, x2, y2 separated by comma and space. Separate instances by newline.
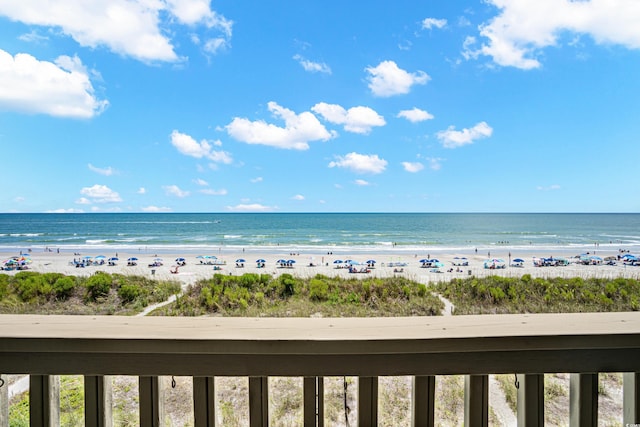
366, 259, 376, 264
419, 259, 429, 263
108, 257, 119, 261
95, 255, 106, 259
333, 259, 343, 264
256, 259, 266, 263
176, 257, 186, 262
236, 258, 246, 263
622, 254, 638, 260
513, 258, 525, 263
287, 259, 296, 264
128, 257, 138, 261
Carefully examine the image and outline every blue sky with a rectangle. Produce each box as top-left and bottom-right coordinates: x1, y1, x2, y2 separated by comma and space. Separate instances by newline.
1, 0, 639, 213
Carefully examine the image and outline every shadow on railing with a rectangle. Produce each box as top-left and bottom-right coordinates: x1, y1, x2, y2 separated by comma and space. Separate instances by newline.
1, 312, 640, 426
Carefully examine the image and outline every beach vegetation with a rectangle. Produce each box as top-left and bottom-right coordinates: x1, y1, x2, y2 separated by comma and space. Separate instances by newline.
155, 273, 444, 317
0, 272, 180, 315
434, 275, 640, 314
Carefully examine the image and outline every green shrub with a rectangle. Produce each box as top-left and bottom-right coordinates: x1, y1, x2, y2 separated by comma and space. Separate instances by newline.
53, 276, 76, 300
85, 273, 113, 301
309, 279, 329, 301
117, 284, 141, 303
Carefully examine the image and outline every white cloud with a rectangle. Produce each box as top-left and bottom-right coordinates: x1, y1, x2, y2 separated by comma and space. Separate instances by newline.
354, 179, 370, 186
142, 205, 172, 212
0, 0, 232, 63
226, 102, 335, 150
226, 203, 274, 212
47, 208, 85, 213
75, 197, 91, 205
193, 178, 209, 186
437, 121, 493, 148
79, 184, 122, 203
137, 187, 146, 195
251, 177, 263, 183
293, 54, 332, 74
422, 18, 447, 30
471, 0, 640, 69
427, 157, 443, 171
397, 108, 434, 123
170, 130, 233, 164
292, 194, 305, 201
402, 162, 424, 173
163, 185, 190, 198
366, 60, 430, 97
0, 50, 107, 118
88, 163, 115, 176
200, 188, 227, 195
312, 102, 386, 134
329, 152, 388, 174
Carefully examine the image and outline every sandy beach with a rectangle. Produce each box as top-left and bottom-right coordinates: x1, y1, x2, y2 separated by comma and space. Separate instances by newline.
3, 245, 639, 288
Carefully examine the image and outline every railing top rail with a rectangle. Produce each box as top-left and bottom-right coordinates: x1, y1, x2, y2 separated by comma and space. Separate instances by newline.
2, 313, 640, 376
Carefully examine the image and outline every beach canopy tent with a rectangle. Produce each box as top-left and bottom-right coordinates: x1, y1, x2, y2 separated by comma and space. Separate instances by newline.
511, 258, 525, 267
452, 257, 469, 266
484, 259, 506, 269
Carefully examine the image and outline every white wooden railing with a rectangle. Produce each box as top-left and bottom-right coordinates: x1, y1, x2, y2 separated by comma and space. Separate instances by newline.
1, 312, 640, 426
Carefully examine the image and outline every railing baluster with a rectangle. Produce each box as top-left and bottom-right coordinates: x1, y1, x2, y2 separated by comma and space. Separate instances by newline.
0, 374, 8, 427
412, 375, 435, 427
303, 376, 323, 427
139, 376, 164, 427
464, 374, 488, 427
29, 375, 60, 427
624, 372, 640, 423
249, 376, 268, 427
84, 375, 112, 427
358, 376, 378, 426
516, 374, 544, 427
569, 373, 598, 427
193, 377, 216, 427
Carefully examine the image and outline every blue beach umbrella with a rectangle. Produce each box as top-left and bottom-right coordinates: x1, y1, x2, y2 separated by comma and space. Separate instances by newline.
128, 257, 138, 261
236, 258, 246, 263
256, 259, 266, 263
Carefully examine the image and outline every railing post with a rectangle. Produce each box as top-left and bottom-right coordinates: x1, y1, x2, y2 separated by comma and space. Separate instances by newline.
358, 376, 378, 427
29, 375, 60, 427
193, 377, 216, 427
624, 372, 640, 423
84, 375, 112, 427
569, 373, 598, 427
464, 375, 488, 427
412, 375, 435, 427
249, 377, 268, 427
0, 374, 8, 427
139, 376, 164, 427
516, 374, 544, 427
304, 377, 323, 427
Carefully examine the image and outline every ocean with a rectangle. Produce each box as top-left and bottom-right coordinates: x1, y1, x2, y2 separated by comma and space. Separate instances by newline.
1, 213, 639, 256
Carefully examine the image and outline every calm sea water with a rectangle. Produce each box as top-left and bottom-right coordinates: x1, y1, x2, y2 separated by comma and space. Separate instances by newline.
0, 213, 639, 255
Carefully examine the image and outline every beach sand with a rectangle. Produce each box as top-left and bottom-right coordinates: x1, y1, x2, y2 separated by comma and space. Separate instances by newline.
3, 246, 639, 289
